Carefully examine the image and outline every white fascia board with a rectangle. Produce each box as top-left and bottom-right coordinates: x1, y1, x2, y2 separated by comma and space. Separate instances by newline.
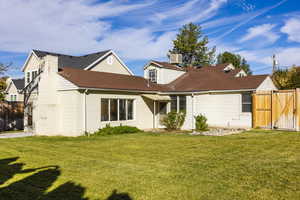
143, 61, 162, 70
21, 50, 40, 72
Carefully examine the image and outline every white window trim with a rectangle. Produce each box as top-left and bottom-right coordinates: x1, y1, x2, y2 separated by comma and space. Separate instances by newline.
101, 98, 135, 122
241, 93, 252, 113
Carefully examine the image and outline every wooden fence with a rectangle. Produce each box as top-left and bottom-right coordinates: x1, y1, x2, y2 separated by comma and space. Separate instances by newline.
0, 101, 24, 131
252, 89, 300, 131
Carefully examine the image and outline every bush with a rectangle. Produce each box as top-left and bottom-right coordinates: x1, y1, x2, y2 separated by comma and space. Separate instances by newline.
93, 124, 141, 136
195, 114, 209, 132
161, 111, 186, 130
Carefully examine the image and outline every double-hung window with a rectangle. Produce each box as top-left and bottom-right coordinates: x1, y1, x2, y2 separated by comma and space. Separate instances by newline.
148, 69, 157, 83
27, 72, 30, 84
242, 93, 252, 113
101, 98, 135, 122
170, 95, 186, 112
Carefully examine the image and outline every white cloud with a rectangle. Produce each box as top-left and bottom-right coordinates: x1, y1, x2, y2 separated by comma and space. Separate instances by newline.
281, 18, 300, 42
239, 24, 279, 43
0, 0, 228, 61
98, 28, 176, 60
0, 0, 152, 54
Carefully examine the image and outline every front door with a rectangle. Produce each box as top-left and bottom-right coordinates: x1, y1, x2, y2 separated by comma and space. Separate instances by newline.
158, 102, 167, 128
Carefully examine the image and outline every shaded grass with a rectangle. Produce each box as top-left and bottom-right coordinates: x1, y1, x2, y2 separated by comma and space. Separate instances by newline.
0, 130, 299, 199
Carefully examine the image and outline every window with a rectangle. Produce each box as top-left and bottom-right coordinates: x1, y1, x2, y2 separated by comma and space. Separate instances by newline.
127, 99, 134, 120
171, 96, 177, 112
110, 99, 118, 121
179, 96, 186, 112
148, 69, 157, 83
101, 99, 134, 122
242, 93, 252, 113
101, 99, 109, 121
27, 72, 30, 84
32, 70, 38, 80
119, 99, 126, 121
10, 95, 17, 102
170, 95, 186, 112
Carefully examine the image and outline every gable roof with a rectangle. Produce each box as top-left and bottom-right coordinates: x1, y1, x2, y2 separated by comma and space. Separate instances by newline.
59, 67, 163, 92
33, 49, 111, 70
147, 61, 186, 71
12, 78, 25, 90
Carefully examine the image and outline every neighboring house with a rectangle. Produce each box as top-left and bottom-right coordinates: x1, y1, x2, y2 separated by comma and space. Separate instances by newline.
22, 49, 277, 136
5, 78, 25, 102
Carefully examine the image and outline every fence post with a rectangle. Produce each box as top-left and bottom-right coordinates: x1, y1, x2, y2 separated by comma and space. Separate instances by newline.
252, 92, 256, 128
296, 88, 300, 131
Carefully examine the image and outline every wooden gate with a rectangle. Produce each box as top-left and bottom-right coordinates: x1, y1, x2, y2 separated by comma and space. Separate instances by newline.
253, 89, 300, 131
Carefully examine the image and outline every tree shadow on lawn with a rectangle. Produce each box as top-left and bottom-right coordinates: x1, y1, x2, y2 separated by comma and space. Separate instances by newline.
0, 157, 133, 200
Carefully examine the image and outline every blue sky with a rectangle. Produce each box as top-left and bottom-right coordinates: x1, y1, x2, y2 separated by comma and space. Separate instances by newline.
0, 0, 299, 78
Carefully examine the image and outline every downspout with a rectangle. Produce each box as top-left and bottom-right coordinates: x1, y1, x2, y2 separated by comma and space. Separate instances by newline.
83, 89, 88, 136
192, 93, 195, 132
153, 100, 156, 129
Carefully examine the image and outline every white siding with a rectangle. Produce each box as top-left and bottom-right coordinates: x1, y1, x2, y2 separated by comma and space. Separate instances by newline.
57, 75, 79, 90
144, 64, 185, 84
257, 77, 277, 91
89, 53, 132, 75
194, 93, 252, 128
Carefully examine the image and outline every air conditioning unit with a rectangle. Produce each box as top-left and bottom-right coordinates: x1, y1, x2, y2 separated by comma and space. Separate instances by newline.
169, 54, 182, 64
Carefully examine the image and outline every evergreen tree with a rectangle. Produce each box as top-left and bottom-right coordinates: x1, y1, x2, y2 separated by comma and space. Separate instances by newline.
169, 23, 216, 66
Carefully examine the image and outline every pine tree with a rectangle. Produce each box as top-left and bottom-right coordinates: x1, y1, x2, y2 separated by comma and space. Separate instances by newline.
169, 23, 216, 66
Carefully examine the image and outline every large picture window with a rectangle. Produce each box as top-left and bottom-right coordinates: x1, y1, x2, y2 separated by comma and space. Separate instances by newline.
170, 95, 186, 112
242, 93, 252, 113
101, 98, 134, 122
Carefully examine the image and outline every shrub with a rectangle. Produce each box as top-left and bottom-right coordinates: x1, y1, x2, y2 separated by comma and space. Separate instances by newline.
161, 111, 186, 130
93, 124, 141, 136
195, 114, 209, 132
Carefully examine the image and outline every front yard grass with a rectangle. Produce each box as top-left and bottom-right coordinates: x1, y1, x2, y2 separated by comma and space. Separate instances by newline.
0, 129, 299, 199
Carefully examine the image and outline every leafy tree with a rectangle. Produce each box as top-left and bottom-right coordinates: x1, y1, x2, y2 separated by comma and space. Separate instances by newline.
217, 51, 252, 74
0, 62, 10, 101
169, 23, 216, 66
272, 66, 300, 89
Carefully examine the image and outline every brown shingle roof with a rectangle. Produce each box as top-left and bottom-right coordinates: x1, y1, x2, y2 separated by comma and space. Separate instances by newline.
151, 61, 186, 71
59, 67, 163, 92
162, 67, 268, 92
59, 66, 268, 93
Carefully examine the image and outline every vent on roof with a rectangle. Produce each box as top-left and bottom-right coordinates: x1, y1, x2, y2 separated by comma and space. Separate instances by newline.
169, 54, 182, 64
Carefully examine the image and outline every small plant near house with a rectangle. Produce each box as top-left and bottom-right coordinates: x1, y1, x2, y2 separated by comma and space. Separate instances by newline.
93, 124, 141, 136
161, 111, 186, 131
195, 114, 209, 132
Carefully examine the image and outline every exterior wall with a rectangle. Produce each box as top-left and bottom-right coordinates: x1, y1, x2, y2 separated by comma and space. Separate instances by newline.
90, 53, 131, 75
29, 55, 61, 135
144, 64, 185, 84
182, 95, 194, 130
257, 77, 277, 91
194, 93, 252, 128
5, 81, 24, 102
24, 53, 42, 86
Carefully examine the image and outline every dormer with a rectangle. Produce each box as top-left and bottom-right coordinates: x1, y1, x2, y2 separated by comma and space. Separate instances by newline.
144, 61, 186, 84
221, 63, 247, 77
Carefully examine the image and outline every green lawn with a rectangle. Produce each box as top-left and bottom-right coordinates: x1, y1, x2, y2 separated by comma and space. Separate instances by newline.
0, 130, 299, 200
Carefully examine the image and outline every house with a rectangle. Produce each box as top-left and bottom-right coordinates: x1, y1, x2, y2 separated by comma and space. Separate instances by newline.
22, 49, 277, 136
5, 78, 24, 102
